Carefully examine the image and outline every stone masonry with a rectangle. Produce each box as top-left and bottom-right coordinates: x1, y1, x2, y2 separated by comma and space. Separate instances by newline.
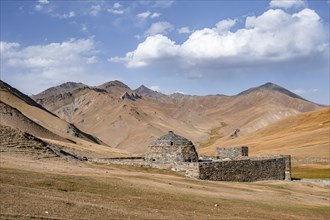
216, 146, 248, 158
94, 131, 291, 182
145, 131, 198, 163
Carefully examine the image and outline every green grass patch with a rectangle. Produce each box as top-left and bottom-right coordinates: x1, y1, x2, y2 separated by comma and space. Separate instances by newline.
292, 166, 330, 179
198, 122, 227, 148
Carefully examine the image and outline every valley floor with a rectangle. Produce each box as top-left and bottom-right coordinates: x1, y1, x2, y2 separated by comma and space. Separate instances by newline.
0, 153, 329, 220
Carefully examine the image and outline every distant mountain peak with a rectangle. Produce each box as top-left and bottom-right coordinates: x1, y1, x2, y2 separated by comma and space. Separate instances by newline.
238, 82, 306, 100
134, 85, 166, 98
35, 82, 89, 97
135, 85, 152, 93
98, 80, 131, 89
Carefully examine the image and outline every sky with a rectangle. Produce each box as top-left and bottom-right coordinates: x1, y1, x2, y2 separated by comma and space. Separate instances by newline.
1, 0, 329, 105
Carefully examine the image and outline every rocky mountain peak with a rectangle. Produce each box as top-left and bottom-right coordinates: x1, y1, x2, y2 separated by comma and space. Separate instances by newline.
237, 82, 305, 100
98, 80, 131, 90
134, 85, 166, 98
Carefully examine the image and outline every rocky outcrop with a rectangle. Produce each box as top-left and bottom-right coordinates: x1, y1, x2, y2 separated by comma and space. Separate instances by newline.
120, 92, 142, 101
0, 125, 85, 161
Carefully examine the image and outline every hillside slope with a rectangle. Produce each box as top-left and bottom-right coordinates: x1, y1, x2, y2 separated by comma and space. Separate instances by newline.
0, 101, 68, 143
0, 80, 104, 145
31, 81, 322, 153
199, 108, 330, 161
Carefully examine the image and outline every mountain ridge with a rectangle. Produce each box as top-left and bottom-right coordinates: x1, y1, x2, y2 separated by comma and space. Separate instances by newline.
26, 80, 322, 154
237, 82, 307, 101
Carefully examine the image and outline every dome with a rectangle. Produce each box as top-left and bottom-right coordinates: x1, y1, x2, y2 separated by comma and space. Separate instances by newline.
146, 131, 198, 163
152, 131, 193, 146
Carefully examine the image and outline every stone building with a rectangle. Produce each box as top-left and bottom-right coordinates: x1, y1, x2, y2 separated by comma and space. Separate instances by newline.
94, 131, 291, 182
145, 131, 198, 163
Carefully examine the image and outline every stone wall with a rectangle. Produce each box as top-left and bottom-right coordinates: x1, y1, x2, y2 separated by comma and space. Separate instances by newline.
199, 156, 288, 182
145, 162, 200, 178
90, 157, 200, 178
91, 154, 291, 182
145, 145, 198, 163
216, 146, 248, 158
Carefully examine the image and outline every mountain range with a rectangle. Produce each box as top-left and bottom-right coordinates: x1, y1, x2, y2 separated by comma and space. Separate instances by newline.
1, 79, 328, 162
28, 80, 322, 154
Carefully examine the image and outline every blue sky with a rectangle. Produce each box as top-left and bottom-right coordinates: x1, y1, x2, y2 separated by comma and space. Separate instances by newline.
1, 0, 329, 104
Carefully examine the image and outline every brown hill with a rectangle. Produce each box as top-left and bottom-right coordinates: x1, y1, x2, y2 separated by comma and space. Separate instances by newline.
0, 80, 130, 158
31, 81, 322, 154
199, 108, 330, 162
0, 101, 68, 143
0, 80, 103, 145
0, 125, 59, 159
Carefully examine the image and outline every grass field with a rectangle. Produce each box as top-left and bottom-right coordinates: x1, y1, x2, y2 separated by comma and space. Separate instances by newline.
292, 166, 330, 179
1, 155, 329, 220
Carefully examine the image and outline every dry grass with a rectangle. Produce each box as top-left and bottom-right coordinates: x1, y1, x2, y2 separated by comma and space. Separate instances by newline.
292, 166, 330, 179
200, 108, 330, 161
1, 154, 330, 220
197, 122, 227, 149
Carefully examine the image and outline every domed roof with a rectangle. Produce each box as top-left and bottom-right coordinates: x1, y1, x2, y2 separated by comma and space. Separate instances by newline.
151, 131, 193, 146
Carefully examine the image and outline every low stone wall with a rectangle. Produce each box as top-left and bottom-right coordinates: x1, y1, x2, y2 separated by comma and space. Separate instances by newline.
90, 157, 200, 178
90, 157, 145, 165
216, 146, 248, 158
91, 155, 291, 182
144, 162, 200, 178
199, 156, 289, 182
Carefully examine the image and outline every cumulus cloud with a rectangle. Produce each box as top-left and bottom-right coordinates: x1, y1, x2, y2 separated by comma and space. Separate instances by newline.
60, 11, 75, 19
150, 85, 161, 92
153, 0, 174, 8
270, 0, 306, 9
0, 42, 20, 55
290, 88, 320, 95
35, 4, 43, 11
90, 5, 102, 16
178, 27, 192, 34
1, 39, 100, 92
110, 34, 179, 68
145, 21, 174, 36
81, 24, 88, 32
49, 11, 75, 19
38, 0, 49, 4
108, 2, 124, 15
137, 11, 161, 19
112, 8, 328, 70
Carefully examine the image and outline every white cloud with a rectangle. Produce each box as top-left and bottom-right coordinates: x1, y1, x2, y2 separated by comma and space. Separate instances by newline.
35, 4, 43, 11
145, 21, 174, 36
150, 85, 161, 92
81, 24, 88, 32
108, 2, 124, 15
68, 11, 75, 17
38, 0, 49, 4
1, 39, 98, 83
53, 11, 75, 19
110, 34, 179, 68
153, 1, 174, 8
150, 12, 161, 18
270, 0, 306, 9
215, 19, 236, 33
137, 11, 152, 19
137, 11, 161, 19
0, 42, 20, 55
113, 2, 122, 9
178, 27, 192, 34
108, 9, 124, 15
90, 5, 102, 16
112, 8, 328, 71
86, 56, 98, 64
291, 88, 320, 95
